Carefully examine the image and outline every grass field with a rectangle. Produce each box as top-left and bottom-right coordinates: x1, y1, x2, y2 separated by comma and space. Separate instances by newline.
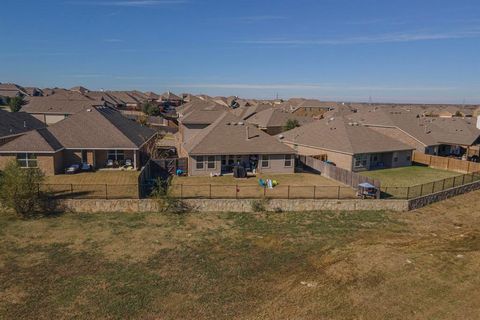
361, 166, 461, 187
43, 170, 140, 199
1, 191, 480, 319
170, 173, 355, 199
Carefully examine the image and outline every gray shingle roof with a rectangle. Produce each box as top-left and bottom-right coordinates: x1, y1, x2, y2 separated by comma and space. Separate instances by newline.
247, 108, 314, 128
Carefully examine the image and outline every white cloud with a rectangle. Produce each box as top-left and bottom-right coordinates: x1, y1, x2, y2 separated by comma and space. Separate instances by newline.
167, 83, 456, 91
68, 0, 188, 7
237, 29, 480, 45
237, 15, 287, 23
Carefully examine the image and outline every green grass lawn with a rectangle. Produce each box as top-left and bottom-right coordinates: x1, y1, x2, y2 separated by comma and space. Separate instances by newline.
2, 190, 480, 319
360, 166, 461, 187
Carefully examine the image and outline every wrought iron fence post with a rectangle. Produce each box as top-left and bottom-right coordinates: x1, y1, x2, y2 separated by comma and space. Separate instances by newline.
313, 186, 316, 199
462, 174, 465, 185
236, 184, 239, 199
209, 184, 212, 199
105, 184, 108, 200
337, 186, 340, 199
180, 184, 183, 199
287, 185, 290, 199
406, 186, 410, 199
420, 184, 424, 196
442, 179, 446, 191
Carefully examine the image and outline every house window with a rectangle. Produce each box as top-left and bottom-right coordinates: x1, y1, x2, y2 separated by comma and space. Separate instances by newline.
354, 154, 368, 168
108, 150, 125, 161
393, 157, 398, 162
284, 155, 293, 167
261, 155, 270, 168
406, 155, 411, 161
207, 156, 215, 169
196, 156, 204, 170
17, 153, 38, 168
221, 155, 227, 166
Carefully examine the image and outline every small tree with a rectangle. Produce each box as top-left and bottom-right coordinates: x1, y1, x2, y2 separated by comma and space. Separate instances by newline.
0, 160, 45, 217
142, 101, 160, 116
8, 96, 27, 112
284, 119, 300, 131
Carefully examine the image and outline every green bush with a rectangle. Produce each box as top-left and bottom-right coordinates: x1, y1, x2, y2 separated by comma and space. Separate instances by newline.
250, 199, 269, 212
0, 161, 46, 217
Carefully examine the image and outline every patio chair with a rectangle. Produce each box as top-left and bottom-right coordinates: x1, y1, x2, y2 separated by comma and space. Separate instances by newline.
106, 159, 114, 167
125, 159, 133, 167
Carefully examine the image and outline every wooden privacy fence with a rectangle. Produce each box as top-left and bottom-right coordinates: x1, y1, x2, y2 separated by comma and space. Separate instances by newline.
297, 156, 381, 198
413, 151, 480, 173
151, 157, 188, 175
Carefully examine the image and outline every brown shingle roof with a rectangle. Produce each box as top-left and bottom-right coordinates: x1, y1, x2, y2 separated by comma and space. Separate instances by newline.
21, 95, 104, 115
0, 110, 45, 138
184, 112, 295, 156
0, 128, 63, 153
348, 107, 480, 146
247, 108, 314, 128
0, 107, 156, 152
280, 117, 414, 155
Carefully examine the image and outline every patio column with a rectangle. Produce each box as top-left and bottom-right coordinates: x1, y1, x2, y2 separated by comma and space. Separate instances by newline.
133, 151, 137, 169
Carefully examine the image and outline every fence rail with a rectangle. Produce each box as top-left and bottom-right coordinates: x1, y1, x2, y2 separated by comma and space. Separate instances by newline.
297, 155, 381, 198
380, 171, 480, 199
40, 184, 144, 200
169, 184, 357, 199
413, 151, 480, 173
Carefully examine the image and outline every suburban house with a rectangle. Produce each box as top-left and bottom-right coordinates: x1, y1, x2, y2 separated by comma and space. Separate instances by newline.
347, 107, 480, 158
231, 103, 272, 120
246, 108, 314, 135
21, 95, 106, 124
0, 83, 28, 104
182, 112, 296, 176
279, 117, 414, 172
0, 110, 45, 145
0, 107, 157, 175
177, 100, 230, 143
158, 91, 183, 107
278, 98, 333, 118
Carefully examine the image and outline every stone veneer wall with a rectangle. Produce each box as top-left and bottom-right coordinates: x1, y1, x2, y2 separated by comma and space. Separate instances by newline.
56, 198, 409, 213
408, 179, 480, 210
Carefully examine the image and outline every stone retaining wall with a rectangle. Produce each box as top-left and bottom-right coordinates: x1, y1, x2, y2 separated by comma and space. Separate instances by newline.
408, 179, 480, 210
56, 198, 409, 213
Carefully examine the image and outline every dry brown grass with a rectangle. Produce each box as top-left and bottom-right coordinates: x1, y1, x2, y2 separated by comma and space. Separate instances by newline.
43, 170, 140, 199
170, 173, 355, 199
1, 191, 480, 319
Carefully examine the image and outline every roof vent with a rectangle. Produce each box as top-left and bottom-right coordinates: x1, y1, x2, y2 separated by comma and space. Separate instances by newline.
238, 122, 244, 126
278, 134, 284, 139
86, 108, 92, 112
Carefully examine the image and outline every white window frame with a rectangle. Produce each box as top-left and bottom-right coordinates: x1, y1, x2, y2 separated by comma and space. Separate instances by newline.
108, 150, 125, 161
196, 156, 204, 170
207, 156, 216, 169
354, 154, 368, 168
261, 155, 270, 168
284, 154, 293, 167
17, 153, 38, 168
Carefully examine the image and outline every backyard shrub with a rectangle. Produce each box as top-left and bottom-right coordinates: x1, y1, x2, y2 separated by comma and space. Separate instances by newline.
250, 199, 270, 212
0, 160, 47, 217
152, 177, 190, 214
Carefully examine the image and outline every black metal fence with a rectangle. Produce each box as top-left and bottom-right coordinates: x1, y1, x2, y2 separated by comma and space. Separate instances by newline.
40, 184, 146, 200
380, 171, 480, 199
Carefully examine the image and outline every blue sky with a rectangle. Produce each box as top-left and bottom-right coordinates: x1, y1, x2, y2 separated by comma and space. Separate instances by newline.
1, 0, 480, 103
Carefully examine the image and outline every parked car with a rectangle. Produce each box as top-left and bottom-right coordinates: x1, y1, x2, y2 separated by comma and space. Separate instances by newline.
81, 163, 92, 171
65, 163, 81, 174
